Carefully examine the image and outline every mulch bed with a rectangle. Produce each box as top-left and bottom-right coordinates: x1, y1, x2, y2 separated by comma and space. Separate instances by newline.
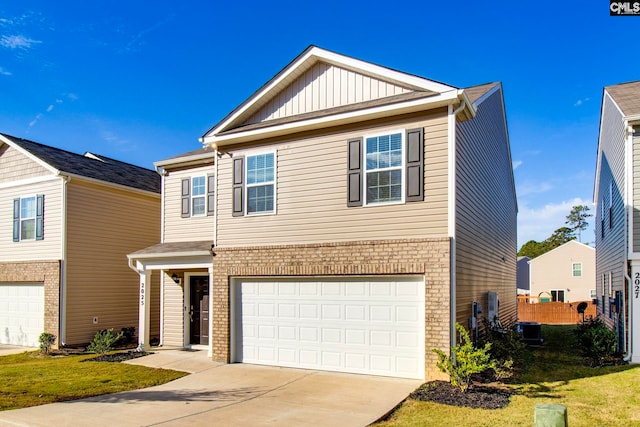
410, 381, 513, 409
82, 350, 151, 363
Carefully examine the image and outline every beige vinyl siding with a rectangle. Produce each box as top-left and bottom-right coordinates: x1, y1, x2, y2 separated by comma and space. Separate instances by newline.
529, 241, 595, 303
65, 179, 160, 344
217, 111, 449, 246
596, 93, 628, 327
161, 271, 184, 346
0, 145, 51, 183
0, 178, 63, 261
454, 87, 517, 327
163, 166, 214, 243
244, 62, 412, 125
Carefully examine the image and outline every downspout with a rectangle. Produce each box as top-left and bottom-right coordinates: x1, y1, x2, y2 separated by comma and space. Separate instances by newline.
59, 175, 70, 346
623, 266, 632, 362
209, 145, 218, 358
624, 121, 634, 362
448, 97, 467, 346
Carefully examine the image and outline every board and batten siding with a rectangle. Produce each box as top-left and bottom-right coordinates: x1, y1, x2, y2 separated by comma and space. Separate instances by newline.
0, 144, 51, 183
243, 62, 412, 126
596, 93, 627, 327
454, 87, 517, 327
217, 111, 449, 247
0, 178, 63, 262
64, 179, 160, 344
163, 165, 214, 243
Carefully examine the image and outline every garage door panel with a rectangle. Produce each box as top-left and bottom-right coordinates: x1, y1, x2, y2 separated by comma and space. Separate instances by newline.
0, 283, 44, 347
234, 277, 425, 379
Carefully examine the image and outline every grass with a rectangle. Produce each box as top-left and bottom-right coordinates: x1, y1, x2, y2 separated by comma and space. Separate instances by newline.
0, 351, 187, 411
375, 326, 640, 427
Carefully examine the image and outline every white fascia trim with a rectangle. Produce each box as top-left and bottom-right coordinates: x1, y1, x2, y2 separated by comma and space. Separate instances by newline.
204, 90, 461, 146
594, 92, 619, 204
62, 172, 160, 198
154, 152, 214, 169
0, 174, 61, 189
205, 47, 456, 139
127, 251, 212, 261
0, 135, 60, 175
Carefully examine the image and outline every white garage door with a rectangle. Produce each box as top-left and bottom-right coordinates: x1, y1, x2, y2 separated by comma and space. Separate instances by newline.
0, 284, 44, 347
232, 277, 425, 379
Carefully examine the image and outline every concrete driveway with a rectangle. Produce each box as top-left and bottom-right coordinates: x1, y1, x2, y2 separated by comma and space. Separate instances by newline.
0, 344, 35, 356
0, 350, 422, 427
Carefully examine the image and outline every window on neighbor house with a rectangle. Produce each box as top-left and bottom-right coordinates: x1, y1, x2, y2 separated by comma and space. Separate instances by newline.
590, 289, 597, 299
12, 195, 44, 242
572, 262, 582, 277
551, 289, 565, 302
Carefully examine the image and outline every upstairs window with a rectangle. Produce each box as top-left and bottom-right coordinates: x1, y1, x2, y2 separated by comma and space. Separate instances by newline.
181, 175, 215, 218
191, 176, 206, 216
572, 262, 582, 277
232, 152, 276, 216
13, 195, 44, 242
365, 132, 403, 205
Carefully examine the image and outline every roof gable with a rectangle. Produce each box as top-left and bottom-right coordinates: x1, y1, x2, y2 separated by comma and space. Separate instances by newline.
0, 133, 160, 194
202, 46, 464, 145
529, 240, 594, 264
605, 80, 640, 118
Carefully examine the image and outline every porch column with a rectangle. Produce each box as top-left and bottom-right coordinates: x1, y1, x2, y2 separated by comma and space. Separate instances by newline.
631, 261, 640, 363
137, 267, 151, 352
208, 266, 214, 358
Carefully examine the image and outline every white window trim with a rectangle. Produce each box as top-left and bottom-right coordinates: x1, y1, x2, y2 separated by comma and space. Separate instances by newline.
191, 176, 206, 217
245, 150, 277, 216
363, 129, 406, 207
572, 262, 582, 277
19, 194, 37, 241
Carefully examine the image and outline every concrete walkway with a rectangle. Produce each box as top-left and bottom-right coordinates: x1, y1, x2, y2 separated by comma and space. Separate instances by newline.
0, 345, 36, 356
0, 349, 422, 427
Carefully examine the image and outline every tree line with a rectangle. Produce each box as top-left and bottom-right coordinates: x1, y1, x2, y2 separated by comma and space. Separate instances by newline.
517, 205, 592, 259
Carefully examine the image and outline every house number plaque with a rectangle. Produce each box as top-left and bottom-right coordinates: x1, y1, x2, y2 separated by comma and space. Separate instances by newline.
140, 282, 145, 306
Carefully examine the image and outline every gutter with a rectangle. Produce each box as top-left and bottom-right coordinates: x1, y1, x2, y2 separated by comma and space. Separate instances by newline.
623, 266, 632, 362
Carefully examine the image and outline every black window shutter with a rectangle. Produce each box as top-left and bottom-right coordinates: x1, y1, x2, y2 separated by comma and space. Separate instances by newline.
406, 128, 424, 202
207, 174, 215, 216
181, 178, 190, 218
12, 198, 19, 242
36, 194, 44, 240
347, 138, 363, 207
232, 156, 245, 216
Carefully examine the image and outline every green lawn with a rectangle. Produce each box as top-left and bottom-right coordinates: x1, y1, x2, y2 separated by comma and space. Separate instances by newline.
0, 351, 187, 411
375, 326, 640, 427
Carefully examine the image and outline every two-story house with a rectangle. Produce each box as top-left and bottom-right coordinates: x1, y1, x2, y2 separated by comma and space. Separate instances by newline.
128, 46, 517, 380
528, 240, 595, 303
0, 133, 161, 348
594, 80, 640, 363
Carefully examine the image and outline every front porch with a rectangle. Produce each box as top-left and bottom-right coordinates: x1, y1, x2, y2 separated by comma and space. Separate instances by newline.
127, 241, 214, 356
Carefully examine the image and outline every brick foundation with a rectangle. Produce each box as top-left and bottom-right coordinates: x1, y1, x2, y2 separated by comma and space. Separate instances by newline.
211, 238, 451, 380
0, 260, 61, 347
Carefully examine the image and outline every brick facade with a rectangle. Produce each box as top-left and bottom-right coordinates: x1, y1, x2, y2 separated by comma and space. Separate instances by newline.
211, 238, 451, 380
0, 260, 61, 347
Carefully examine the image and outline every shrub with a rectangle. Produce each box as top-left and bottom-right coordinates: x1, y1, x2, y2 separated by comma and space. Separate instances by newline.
574, 316, 617, 366
120, 326, 136, 345
87, 328, 124, 355
433, 323, 495, 392
39, 332, 56, 354
479, 317, 532, 380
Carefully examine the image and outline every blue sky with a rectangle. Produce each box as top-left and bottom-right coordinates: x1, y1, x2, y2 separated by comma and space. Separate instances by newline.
1, 1, 637, 248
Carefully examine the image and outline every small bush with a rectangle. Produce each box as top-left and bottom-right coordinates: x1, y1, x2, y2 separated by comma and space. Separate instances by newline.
120, 326, 136, 345
479, 317, 531, 380
39, 332, 56, 354
87, 328, 124, 355
574, 316, 617, 366
433, 323, 495, 392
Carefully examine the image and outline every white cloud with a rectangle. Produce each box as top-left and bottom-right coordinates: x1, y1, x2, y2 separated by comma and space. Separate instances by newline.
518, 197, 595, 247
0, 66, 11, 76
0, 34, 41, 50
67, 93, 78, 101
574, 97, 590, 107
512, 160, 523, 170
46, 104, 54, 112
28, 113, 43, 128
517, 181, 553, 197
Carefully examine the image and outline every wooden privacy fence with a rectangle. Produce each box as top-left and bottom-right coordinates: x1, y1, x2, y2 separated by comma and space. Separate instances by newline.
517, 300, 597, 325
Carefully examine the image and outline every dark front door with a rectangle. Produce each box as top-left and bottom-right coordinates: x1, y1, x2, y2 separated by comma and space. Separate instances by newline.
189, 276, 209, 345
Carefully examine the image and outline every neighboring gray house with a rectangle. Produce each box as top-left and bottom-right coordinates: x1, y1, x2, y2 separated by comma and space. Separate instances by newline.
517, 256, 530, 295
593, 80, 640, 363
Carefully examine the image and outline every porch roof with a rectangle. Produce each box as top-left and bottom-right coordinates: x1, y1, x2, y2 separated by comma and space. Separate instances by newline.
128, 241, 213, 259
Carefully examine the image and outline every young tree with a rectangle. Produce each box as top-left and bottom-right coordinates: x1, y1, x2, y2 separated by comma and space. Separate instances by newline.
566, 205, 592, 242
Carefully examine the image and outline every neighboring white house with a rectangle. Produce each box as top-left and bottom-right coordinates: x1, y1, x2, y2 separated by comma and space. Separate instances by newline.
529, 240, 595, 303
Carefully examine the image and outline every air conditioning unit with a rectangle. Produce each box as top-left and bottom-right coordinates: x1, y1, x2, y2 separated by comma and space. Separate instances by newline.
487, 291, 498, 324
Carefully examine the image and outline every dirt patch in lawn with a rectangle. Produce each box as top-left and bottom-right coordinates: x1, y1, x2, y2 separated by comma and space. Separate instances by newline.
410, 381, 512, 409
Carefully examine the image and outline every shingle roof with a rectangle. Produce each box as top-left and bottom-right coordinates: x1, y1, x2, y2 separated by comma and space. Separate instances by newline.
0, 133, 160, 193
605, 80, 640, 117
464, 83, 499, 105
128, 240, 213, 257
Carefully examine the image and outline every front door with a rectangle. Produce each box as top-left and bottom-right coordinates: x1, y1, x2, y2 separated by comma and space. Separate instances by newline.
189, 276, 209, 345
